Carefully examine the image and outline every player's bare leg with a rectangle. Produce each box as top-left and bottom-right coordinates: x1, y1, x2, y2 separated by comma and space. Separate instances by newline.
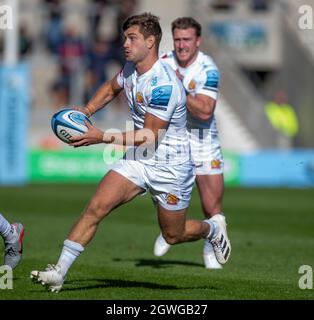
196, 174, 226, 269
156, 203, 230, 265
31, 171, 143, 292
196, 174, 224, 218
157, 206, 209, 244
154, 174, 230, 269
67, 171, 142, 246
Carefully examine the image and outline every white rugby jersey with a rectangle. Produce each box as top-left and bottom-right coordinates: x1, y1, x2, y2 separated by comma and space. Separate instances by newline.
162, 51, 222, 163
116, 59, 191, 165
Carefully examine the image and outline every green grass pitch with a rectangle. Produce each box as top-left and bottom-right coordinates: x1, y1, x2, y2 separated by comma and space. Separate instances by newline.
0, 184, 313, 300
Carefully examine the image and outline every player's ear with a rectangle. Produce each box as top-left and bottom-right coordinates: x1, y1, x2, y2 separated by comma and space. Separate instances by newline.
146, 35, 155, 49
196, 36, 201, 48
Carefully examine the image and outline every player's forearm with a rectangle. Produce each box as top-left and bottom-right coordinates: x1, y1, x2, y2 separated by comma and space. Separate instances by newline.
103, 129, 157, 147
186, 95, 214, 121
85, 80, 120, 116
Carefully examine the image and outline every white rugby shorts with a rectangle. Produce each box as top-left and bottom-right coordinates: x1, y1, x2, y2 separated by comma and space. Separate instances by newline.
110, 159, 195, 211
188, 130, 224, 175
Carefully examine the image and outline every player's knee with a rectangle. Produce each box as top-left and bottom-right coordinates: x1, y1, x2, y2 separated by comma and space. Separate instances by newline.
163, 231, 183, 245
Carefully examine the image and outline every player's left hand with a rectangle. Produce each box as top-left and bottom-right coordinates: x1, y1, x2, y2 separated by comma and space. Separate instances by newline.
69, 120, 104, 147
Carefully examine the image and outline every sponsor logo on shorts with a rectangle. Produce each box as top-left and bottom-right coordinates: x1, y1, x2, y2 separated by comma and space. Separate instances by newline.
166, 193, 179, 205
136, 92, 144, 104
211, 159, 221, 169
188, 79, 196, 90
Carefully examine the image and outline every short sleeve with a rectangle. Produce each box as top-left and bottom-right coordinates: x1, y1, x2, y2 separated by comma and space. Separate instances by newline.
195, 68, 220, 100
146, 85, 176, 122
116, 69, 124, 88
116, 62, 136, 88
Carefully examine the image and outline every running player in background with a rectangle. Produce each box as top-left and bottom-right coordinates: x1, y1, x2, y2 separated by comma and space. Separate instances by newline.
0, 213, 24, 269
31, 13, 230, 292
154, 17, 230, 269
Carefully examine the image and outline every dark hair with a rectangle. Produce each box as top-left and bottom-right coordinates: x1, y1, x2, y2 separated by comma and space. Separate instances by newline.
171, 17, 202, 37
122, 12, 162, 49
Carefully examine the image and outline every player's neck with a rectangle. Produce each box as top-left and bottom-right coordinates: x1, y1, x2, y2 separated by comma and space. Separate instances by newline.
136, 53, 158, 75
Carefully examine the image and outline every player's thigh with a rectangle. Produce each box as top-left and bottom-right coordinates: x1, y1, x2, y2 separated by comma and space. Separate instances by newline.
157, 203, 187, 238
196, 173, 224, 205
89, 170, 143, 213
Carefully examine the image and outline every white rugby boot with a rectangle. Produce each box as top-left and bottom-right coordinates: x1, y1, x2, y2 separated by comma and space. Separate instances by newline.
203, 240, 222, 269
207, 214, 231, 265
154, 234, 171, 257
31, 264, 65, 293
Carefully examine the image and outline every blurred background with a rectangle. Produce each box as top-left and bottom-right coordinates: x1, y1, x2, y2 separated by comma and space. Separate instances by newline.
0, 0, 314, 187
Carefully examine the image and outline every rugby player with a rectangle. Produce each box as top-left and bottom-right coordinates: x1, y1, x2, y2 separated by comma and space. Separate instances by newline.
154, 17, 230, 269
31, 13, 230, 292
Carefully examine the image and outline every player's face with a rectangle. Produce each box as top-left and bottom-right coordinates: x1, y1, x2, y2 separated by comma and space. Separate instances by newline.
123, 25, 150, 63
173, 27, 201, 67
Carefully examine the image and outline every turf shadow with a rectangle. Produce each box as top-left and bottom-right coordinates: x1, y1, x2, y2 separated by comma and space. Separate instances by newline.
113, 258, 204, 269
62, 278, 209, 291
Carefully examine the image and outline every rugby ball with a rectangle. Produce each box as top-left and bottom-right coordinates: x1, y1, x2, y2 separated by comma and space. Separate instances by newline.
51, 108, 92, 143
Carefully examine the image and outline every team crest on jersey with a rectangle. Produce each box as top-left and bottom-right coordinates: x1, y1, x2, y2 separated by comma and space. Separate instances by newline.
166, 193, 179, 205
136, 92, 144, 104
188, 79, 196, 90
211, 160, 221, 169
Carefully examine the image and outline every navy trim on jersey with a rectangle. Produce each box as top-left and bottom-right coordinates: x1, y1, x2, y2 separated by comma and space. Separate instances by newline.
148, 105, 168, 111
202, 87, 219, 92
161, 65, 172, 82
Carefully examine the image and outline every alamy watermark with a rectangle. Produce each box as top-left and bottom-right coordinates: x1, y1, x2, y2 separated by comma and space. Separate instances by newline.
0, 4, 13, 30
101, 121, 214, 165
298, 265, 313, 290
0, 265, 13, 290
298, 5, 313, 30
